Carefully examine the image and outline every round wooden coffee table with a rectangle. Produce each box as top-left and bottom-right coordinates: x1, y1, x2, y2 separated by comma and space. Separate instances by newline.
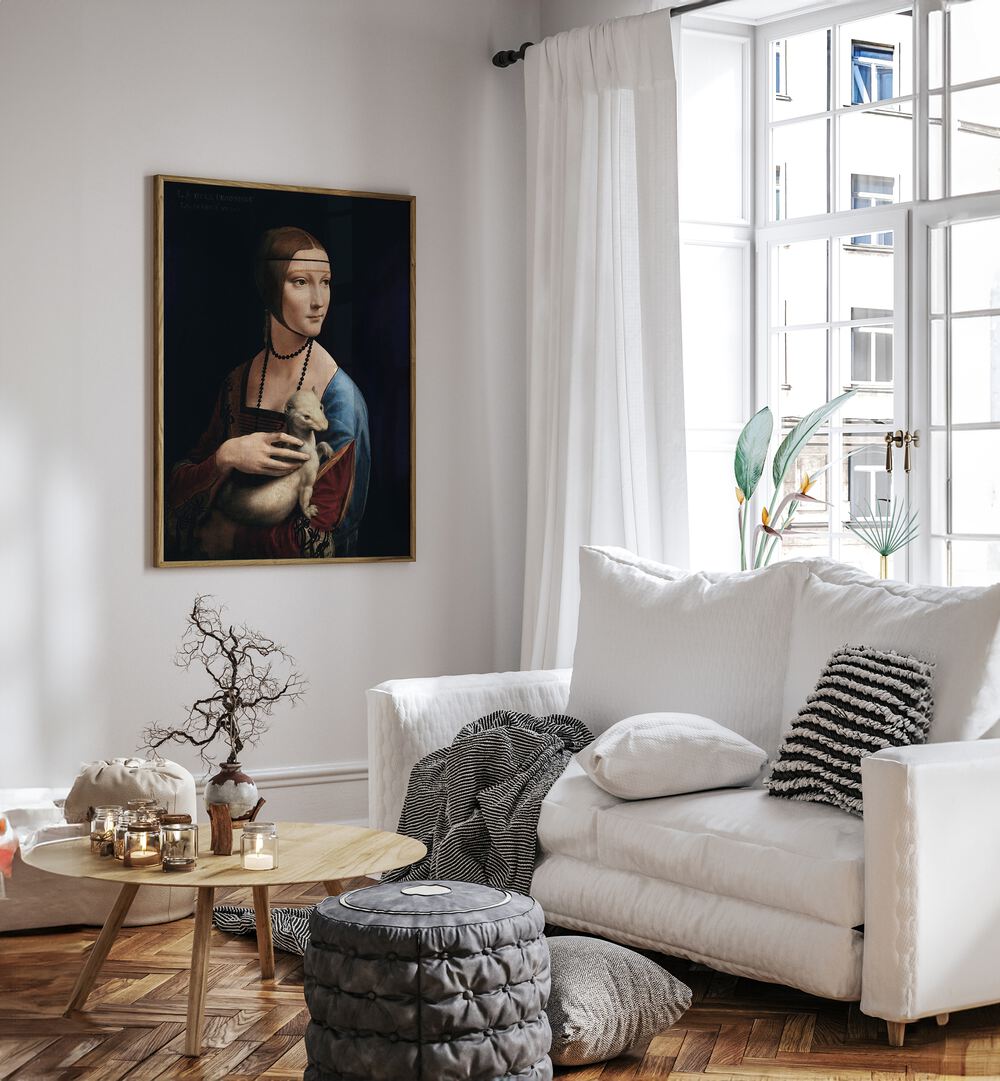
23, 821, 424, 1057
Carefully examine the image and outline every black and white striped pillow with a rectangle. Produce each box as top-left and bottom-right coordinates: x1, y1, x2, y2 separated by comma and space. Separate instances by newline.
765, 645, 935, 817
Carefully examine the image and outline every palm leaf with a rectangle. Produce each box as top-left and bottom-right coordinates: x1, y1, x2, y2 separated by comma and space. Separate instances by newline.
734, 406, 773, 501
771, 389, 858, 493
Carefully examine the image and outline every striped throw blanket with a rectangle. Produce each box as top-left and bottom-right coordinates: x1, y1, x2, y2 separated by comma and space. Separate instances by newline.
383, 710, 592, 893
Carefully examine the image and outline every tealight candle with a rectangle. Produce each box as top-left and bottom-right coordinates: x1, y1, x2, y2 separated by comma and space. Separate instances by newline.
241, 822, 278, 871
123, 820, 162, 869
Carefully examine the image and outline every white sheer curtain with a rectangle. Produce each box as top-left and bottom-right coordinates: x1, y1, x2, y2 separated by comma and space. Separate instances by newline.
520, 11, 689, 670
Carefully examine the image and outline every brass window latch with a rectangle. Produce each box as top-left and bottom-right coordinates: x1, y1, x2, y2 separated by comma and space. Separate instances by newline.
884, 429, 920, 474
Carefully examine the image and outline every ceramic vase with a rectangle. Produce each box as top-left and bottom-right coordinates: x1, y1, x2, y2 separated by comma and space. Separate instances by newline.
205, 761, 259, 820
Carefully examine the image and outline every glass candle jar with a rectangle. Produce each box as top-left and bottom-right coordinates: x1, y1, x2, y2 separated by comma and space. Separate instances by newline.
114, 810, 136, 860
90, 806, 121, 857
123, 819, 162, 868
161, 823, 198, 872
241, 822, 278, 870
126, 798, 158, 813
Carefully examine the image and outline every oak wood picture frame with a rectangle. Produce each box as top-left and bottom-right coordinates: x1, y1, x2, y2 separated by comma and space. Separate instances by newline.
153, 174, 415, 567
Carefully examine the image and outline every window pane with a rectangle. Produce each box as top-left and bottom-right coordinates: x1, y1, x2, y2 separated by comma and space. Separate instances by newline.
838, 107, 913, 213
950, 317, 1000, 425
838, 11, 913, 105
844, 434, 892, 518
770, 29, 830, 122
681, 243, 747, 428
776, 431, 831, 562
948, 540, 1000, 587
930, 429, 947, 535
835, 234, 894, 320
929, 92, 945, 199
835, 326, 894, 424
771, 118, 829, 221
951, 83, 1000, 198
680, 31, 746, 223
778, 328, 828, 422
930, 224, 945, 315
952, 429, 1000, 534
928, 10, 944, 91
774, 239, 828, 326
951, 218, 1000, 313
931, 318, 946, 427
950, 0, 1000, 89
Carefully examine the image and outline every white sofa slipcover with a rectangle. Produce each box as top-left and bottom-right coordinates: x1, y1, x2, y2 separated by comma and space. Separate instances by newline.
367, 549, 1000, 1046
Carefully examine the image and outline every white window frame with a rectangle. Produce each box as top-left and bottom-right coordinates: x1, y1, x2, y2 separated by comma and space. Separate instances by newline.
754, 0, 1000, 584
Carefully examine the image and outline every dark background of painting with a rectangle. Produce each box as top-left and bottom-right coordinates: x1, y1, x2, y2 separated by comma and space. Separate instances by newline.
161, 178, 413, 559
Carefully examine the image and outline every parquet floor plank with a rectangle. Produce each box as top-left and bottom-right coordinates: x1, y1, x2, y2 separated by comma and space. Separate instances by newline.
0, 1039, 59, 1081
4, 889, 1000, 1080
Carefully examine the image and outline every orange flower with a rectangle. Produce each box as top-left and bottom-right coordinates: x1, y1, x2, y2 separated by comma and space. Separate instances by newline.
800, 473, 813, 495
735, 487, 746, 506
761, 507, 770, 527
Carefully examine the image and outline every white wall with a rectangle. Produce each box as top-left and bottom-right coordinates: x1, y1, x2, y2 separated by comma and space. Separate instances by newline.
0, 0, 539, 819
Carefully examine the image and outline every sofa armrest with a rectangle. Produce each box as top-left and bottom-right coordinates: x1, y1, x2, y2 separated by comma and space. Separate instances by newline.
861, 739, 1000, 1023
366, 669, 572, 831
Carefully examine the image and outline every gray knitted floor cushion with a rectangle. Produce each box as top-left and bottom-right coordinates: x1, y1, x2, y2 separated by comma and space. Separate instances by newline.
304, 879, 552, 1081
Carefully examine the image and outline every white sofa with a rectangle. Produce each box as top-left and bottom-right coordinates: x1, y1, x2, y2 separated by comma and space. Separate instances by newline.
368, 547, 1000, 1047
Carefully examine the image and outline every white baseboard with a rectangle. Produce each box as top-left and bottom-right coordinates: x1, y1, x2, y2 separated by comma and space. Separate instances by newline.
196, 761, 368, 825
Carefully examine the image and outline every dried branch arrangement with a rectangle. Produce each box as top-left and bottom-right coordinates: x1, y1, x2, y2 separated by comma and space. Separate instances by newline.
141, 596, 306, 768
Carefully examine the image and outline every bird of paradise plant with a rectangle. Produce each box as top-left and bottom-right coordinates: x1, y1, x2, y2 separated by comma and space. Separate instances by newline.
734, 388, 858, 570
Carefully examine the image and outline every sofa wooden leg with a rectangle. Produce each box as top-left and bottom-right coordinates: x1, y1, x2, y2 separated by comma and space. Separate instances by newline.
936, 1013, 950, 1026
887, 1021, 907, 1047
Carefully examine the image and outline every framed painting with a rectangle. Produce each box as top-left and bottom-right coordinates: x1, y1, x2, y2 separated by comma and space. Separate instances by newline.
154, 175, 414, 566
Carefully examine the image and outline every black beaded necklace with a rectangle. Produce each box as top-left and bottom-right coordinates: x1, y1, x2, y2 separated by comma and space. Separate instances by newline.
255, 333, 314, 412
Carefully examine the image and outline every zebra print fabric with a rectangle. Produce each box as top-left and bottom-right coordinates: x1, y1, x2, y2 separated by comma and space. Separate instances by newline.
765, 645, 935, 817
212, 904, 312, 955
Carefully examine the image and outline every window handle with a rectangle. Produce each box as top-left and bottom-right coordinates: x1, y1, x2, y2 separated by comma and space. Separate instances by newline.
885, 430, 919, 474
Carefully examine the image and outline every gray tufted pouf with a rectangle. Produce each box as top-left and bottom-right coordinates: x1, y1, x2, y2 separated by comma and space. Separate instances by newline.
303, 879, 552, 1081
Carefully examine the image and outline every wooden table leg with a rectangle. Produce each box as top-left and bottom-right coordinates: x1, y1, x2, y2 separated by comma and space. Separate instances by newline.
64, 882, 140, 1015
252, 885, 274, 980
184, 886, 215, 1058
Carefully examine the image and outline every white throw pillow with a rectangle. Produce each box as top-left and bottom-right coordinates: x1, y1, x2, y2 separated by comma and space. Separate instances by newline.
578, 712, 768, 799
784, 572, 1000, 743
566, 547, 807, 756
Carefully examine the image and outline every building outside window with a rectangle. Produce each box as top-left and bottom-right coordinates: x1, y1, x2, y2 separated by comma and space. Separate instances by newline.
851, 42, 895, 106
851, 175, 895, 244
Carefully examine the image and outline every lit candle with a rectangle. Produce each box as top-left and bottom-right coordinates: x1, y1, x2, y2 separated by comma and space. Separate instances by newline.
243, 833, 274, 871
125, 830, 161, 868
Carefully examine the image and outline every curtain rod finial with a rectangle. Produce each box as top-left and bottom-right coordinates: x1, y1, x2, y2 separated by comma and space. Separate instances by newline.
492, 41, 534, 68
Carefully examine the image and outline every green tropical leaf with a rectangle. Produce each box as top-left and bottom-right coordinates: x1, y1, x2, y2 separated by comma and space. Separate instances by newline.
771, 388, 858, 493
734, 406, 773, 501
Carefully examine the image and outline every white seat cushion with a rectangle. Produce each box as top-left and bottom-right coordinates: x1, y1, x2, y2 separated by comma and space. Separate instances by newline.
566, 547, 807, 756
542, 782, 864, 928
785, 570, 1000, 743
538, 759, 622, 863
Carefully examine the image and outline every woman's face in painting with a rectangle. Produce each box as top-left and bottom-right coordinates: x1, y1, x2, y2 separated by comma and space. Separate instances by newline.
280, 248, 331, 336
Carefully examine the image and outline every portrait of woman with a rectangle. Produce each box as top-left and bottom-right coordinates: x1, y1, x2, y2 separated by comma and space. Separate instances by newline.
155, 177, 413, 566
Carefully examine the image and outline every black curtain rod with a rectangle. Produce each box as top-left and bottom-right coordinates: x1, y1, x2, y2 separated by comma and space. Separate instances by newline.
491, 0, 730, 66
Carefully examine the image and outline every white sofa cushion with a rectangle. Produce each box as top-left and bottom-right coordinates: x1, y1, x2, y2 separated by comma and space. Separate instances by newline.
538, 758, 622, 864
531, 854, 863, 1001
591, 786, 865, 928
577, 712, 767, 799
566, 547, 807, 756
784, 571, 1000, 743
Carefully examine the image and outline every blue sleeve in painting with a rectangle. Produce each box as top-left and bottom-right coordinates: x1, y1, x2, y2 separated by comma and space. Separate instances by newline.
322, 368, 371, 551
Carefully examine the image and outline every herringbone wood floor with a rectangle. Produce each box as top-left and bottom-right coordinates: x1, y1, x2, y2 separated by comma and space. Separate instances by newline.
1, 881, 998, 1080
